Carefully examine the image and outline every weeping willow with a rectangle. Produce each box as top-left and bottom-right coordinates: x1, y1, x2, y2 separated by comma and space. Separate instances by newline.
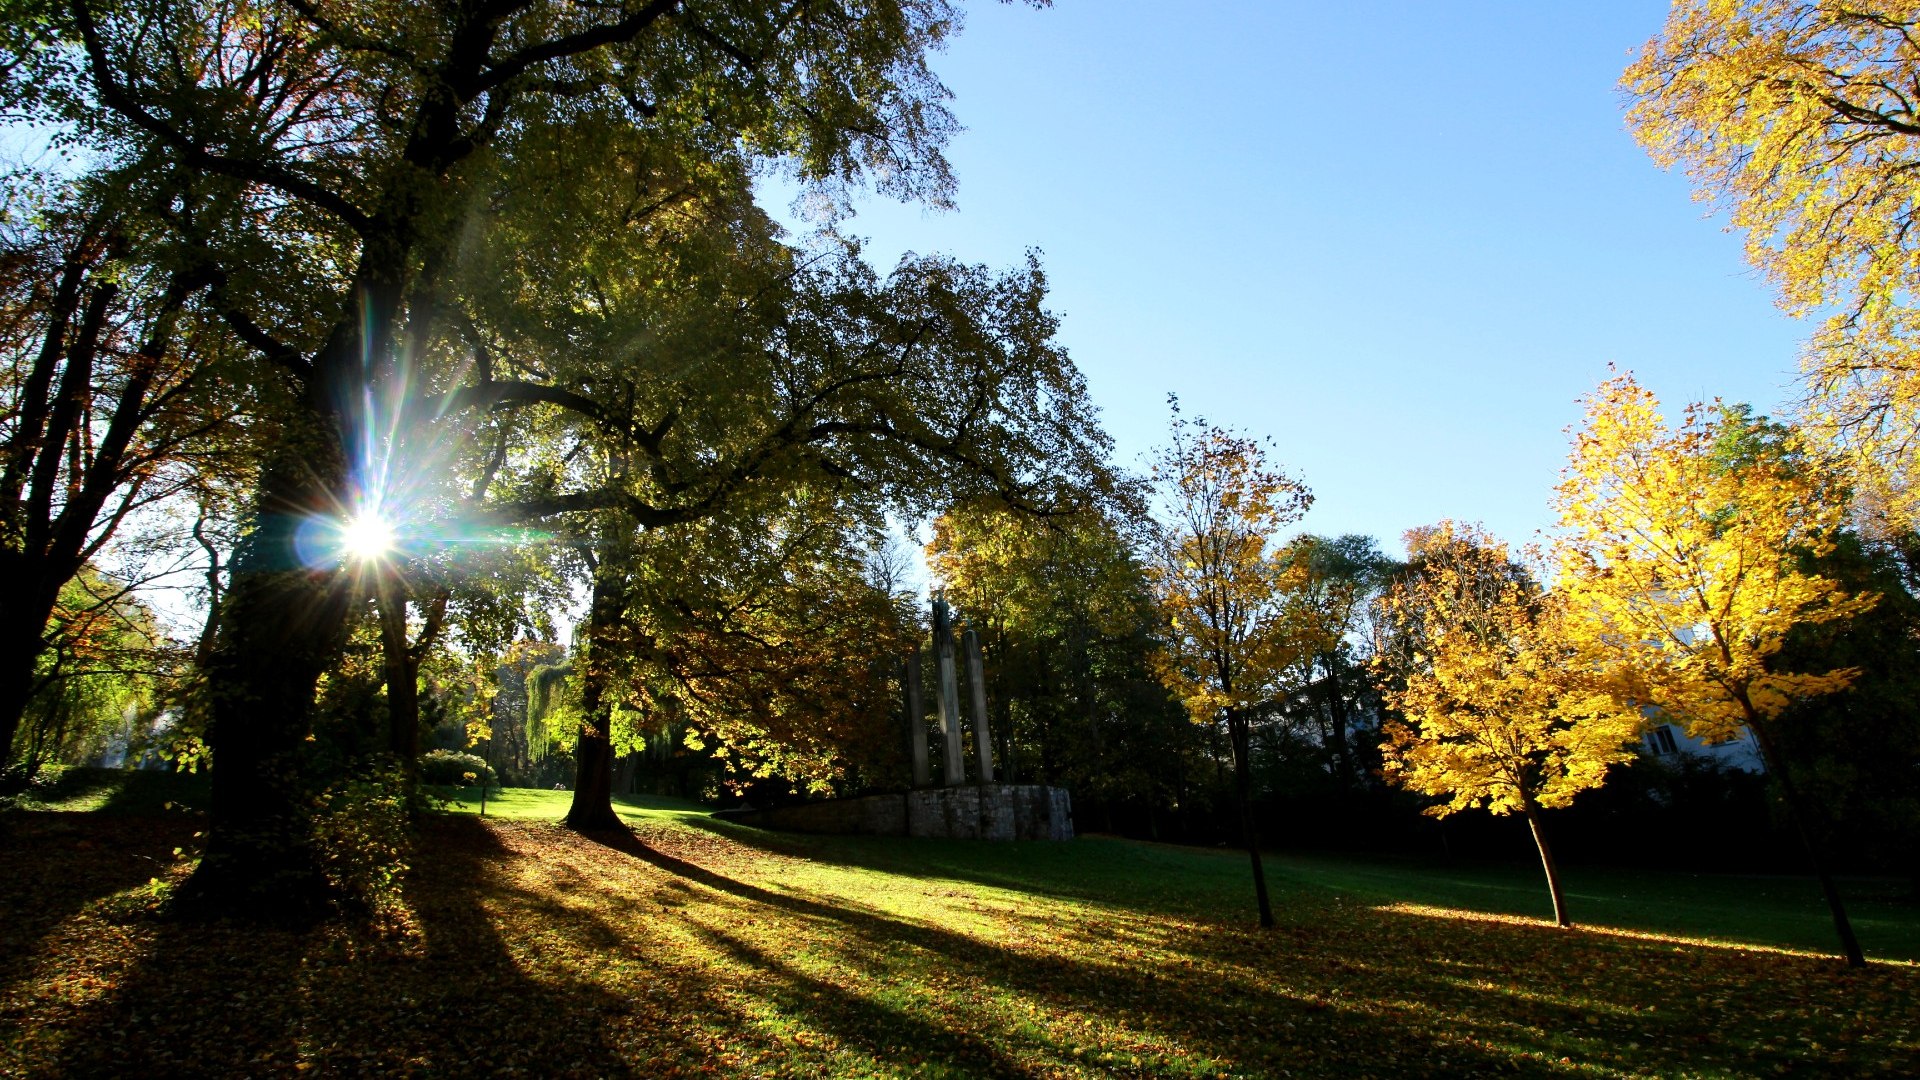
523, 663, 574, 764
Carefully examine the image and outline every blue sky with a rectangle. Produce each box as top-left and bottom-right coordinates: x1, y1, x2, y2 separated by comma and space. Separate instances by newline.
766, 0, 1808, 558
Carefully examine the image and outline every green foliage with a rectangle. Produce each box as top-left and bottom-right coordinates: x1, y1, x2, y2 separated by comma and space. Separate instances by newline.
308, 765, 411, 915
21, 0, 1106, 902
10, 570, 174, 774
1771, 531, 1920, 879
418, 749, 497, 791
602, 494, 918, 794
928, 501, 1196, 818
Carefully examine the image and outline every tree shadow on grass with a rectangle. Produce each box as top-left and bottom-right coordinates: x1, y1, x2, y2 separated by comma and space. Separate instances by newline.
0, 810, 195, 999
689, 919, 1047, 1077
38, 817, 697, 1077
582, 821, 1571, 1078
594, 815, 1920, 1076
678, 811, 1247, 914
1174, 897, 1920, 1078
30, 807, 1887, 1077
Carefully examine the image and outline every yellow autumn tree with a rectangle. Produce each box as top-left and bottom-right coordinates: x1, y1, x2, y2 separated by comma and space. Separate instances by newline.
1554, 372, 1876, 964
1147, 402, 1312, 929
1378, 522, 1640, 928
1624, 1, 1920, 530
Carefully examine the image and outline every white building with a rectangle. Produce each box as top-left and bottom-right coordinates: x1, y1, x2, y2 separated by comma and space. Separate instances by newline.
1639, 717, 1766, 773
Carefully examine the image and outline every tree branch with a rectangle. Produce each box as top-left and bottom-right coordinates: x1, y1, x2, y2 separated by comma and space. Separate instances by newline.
469, 0, 681, 96
71, 0, 377, 234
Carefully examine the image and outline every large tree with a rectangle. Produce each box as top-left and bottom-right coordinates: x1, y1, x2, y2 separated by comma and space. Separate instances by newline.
0, 178, 234, 770
534, 243, 1109, 828
1275, 533, 1392, 790
1554, 373, 1875, 964
1625, 0, 1920, 530
7, 0, 1090, 911
1147, 402, 1311, 928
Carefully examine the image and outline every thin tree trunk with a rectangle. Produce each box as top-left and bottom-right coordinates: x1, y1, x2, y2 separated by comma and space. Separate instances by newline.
1227, 708, 1275, 928
1522, 799, 1570, 928
1745, 719, 1866, 967
1319, 661, 1355, 786
1212, 719, 1229, 791
192, 507, 224, 669
377, 583, 448, 795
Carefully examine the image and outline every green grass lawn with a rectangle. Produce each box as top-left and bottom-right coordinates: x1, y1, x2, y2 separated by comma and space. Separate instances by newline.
6, 763, 214, 814
435, 784, 1920, 962
6, 775, 1918, 1077
430, 783, 708, 819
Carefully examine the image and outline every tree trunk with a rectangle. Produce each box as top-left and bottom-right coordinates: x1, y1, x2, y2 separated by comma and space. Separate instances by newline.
1319, 661, 1355, 786
1227, 708, 1275, 928
375, 581, 420, 782
566, 561, 626, 831
177, 414, 353, 918
0, 606, 52, 772
377, 584, 448, 797
568, 722, 620, 829
1745, 719, 1866, 967
1522, 800, 1571, 928
1212, 719, 1229, 791
0, 268, 189, 772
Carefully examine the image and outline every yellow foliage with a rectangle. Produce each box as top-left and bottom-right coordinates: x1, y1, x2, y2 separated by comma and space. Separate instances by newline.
1552, 373, 1872, 743
926, 502, 1143, 644
1624, 1, 1920, 528
1378, 522, 1641, 818
1146, 412, 1313, 722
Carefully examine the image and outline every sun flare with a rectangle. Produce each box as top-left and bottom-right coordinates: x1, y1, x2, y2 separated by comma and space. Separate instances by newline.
340, 512, 397, 562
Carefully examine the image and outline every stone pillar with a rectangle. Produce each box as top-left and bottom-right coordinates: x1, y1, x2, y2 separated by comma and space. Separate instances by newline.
964, 628, 993, 784
903, 653, 929, 788
933, 594, 964, 786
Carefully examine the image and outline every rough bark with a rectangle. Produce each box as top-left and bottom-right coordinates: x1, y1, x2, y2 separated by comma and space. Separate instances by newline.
566, 561, 626, 831
176, 411, 354, 918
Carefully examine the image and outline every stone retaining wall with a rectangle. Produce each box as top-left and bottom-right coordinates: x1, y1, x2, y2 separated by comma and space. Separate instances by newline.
714, 784, 1073, 841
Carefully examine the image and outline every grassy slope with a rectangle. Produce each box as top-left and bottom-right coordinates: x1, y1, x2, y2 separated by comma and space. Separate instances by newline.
437, 786, 1920, 961
3, 781, 1917, 1077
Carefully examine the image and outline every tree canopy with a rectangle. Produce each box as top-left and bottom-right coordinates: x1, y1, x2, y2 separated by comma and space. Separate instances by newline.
1553, 371, 1875, 963
1378, 521, 1640, 927
1625, 0, 1920, 528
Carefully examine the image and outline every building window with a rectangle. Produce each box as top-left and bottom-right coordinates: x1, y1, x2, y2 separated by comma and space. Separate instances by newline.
1647, 726, 1678, 755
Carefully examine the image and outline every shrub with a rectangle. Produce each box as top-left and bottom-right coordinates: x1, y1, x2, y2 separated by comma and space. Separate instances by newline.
311, 766, 410, 914
420, 749, 497, 789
